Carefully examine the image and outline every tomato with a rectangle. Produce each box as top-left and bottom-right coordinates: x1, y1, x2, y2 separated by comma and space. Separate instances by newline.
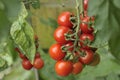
58, 11, 73, 28
79, 42, 90, 50
89, 53, 100, 66
49, 43, 66, 61
72, 62, 83, 75
15, 47, 28, 59
35, 52, 41, 58
80, 33, 94, 42
54, 26, 70, 44
55, 60, 73, 76
80, 16, 94, 34
91, 16, 95, 22
80, 23, 94, 34
22, 59, 33, 70
19, 53, 28, 60
79, 49, 94, 64
34, 34, 38, 41
15, 47, 21, 53
33, 58, 44, 69
84, 0, 88, 11
65, 42, 74, 51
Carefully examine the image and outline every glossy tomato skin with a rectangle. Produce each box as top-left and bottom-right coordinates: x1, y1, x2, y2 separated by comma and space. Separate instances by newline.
55, 60, 73, 76
22, 59, 33, 70
72, 62, 83, 75
33, 58, 44, 69
58, 11, 73, 28
49, 43, 66, 61
79, 49, 94, 64
89, 53, 100, 66
54, 26, 70, 44
84, 0, 88, 11
80, 23, 94, 34
80, 16, 94, 34
80, 33, 94, 42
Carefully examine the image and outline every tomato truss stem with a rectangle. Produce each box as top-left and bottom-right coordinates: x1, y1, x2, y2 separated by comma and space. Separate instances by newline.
74, 0, 83, 51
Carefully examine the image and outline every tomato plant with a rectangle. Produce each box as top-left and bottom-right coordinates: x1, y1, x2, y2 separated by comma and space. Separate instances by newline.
55, 60, 73, 76
54, 26, 71, 44
1, 0, 120, 80
72, 62, 83, 75
79, 49, 94, 64
22, 59, 33, 70
33, 57, 44, 69
49, 43, 66, 60
57, 11, 73, 28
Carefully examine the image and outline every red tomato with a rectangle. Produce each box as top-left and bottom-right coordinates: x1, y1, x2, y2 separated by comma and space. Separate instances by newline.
80, 23, 94, 34
55, 60, 73, 76
33, 58, 44, 69
65, 42, 74, 51
79, 42, 90, 50
35, 52, 41, 58
80, 16, 94, 34
58, 11, 73, 28
72, 62, 83, 75
22, 59, 33, 70
15, 47, 21, 53
80, 33, 94, 42
49, 43, 66, 61
79, 49, 94, 64
19, 53, 28, 60
54, 26, 70, 44
34, 34, 38, 41
89, 53, 100, 66
84, 0, 88, 11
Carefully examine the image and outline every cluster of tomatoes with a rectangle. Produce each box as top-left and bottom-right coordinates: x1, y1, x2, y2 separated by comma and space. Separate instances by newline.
49, 0, 100, 77
15, 35, 44, 70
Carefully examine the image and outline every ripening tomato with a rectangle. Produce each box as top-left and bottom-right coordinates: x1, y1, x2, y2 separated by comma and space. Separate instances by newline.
33, 57, 44, 69
35, 52, 41, 58
19, 53, 27, 60
15, 47, 28, 60
55, 60, 73, 76
89, 53, 100, 66
57, 11, 73, 28
79, 49, 94, 64
72, 62, 83, 75
49, 43, 66, 61
22, 59, 33, 70
80, 33, 94, 42
84, 0, 88, 11
54, 26, 70, 44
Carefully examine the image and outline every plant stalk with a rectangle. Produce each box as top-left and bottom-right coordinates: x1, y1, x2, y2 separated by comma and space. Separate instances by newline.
34, 68, 40, 80
74, 0, 83, 49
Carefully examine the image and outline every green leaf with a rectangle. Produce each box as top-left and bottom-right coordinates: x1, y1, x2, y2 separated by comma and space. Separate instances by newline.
88, 0, 120, 59
1, 0, 21, 22
106, 73, 119, 80
0, 57, 8, 71
10, 4, 35, 63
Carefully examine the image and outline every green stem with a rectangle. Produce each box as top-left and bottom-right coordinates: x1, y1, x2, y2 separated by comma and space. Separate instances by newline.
74, 0, 83, 50
34, 68, 40, 80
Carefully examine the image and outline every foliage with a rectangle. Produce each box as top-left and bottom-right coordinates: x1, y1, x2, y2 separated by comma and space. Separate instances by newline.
0, 0, 120, 80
